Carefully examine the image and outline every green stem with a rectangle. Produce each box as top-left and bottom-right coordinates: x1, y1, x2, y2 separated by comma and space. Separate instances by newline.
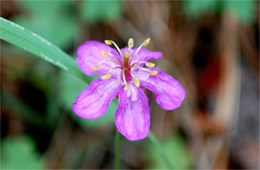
114, 131, 121, 169
148, 132, 174, 169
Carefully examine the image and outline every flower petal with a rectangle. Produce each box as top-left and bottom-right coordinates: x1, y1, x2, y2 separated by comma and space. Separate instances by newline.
115, 85, 150, 141
77, 41, 120, 76
72, 77, 120, 119
136, 69, 186, 110
121, 47, 162, 63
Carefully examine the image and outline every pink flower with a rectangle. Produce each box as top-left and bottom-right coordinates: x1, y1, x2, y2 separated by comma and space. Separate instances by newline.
72, 38, 185, 141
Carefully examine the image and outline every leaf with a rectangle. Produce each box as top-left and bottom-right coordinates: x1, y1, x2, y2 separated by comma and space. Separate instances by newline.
80, 0, 124, 23
1, 136, 44, 169
60, 72, 116, 129
146, 135, 192, 169
0, 17, 86, 82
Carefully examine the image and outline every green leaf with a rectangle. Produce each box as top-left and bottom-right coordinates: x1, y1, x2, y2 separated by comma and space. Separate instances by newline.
1, 136, 44, 169
80, 0, 123, 23
60, 72, 116, 129
147, 135, 192, 169
0, 17, 86, 82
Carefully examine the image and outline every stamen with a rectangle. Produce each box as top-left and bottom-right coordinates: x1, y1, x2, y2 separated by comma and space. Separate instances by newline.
143, 38, 151, 46
122, 68, 128, 90
150, 70, 158, 75
128, 38, 134, 49
145, 62, 155, 68
124, 85, 129, 91
132, 66, 158, 76
124, 52, 129, 65
130, 38, 151, 63
124, 52, 129, 59
100, 50, 108, 58
104, 39, 122, 56
129, 71, 140, 88
132, 66, 151, 72
104, 40, 112, 45
134, 79, 140, 87
91, 66, 99, 70
101, 73, 111, 80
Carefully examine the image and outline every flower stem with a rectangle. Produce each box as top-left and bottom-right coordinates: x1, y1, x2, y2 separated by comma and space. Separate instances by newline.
114, 130, 121, 169
148, 132, 174, 169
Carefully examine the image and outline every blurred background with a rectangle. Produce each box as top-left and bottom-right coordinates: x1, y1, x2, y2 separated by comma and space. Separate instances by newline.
1, 0, 259, 169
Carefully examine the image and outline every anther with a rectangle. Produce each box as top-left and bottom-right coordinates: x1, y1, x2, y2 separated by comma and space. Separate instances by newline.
124, 85, 129, 91
145, 62, 155, 68
100, 50, 108, 58
128, 38, 134, 48
104, 40, 122, 56
130, 38, 151, 62
104, 40, 112, 45
91, 66, 99, 70
101, 73, 111, 79
150, 70, 158, 75
143, 38, 151, 46
125, 52, 129, 59
134, 79, 140, 87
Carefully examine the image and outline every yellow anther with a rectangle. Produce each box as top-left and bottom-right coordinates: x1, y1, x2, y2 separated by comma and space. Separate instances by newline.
143, 38, 151, 46
101, 73, 111, 80
101, 50, 108, 58
145, 62, 155, 68
125, 52, 129, 59
124, 85, 129, 91
128, 38, 134, 48
104, 40, 112, 45
91, 66, 99, 70
150, 70, 158, 75
134, 79, 140, 87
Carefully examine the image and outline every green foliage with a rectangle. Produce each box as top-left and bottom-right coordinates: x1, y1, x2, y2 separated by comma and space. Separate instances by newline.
1, 136, 44, 169
14, 0, 78, 48
183, 0, 255, 24
60, 72, 117, 129
147, 135, 192, 169
80, 0, 124, 23
0, 17, 86, 82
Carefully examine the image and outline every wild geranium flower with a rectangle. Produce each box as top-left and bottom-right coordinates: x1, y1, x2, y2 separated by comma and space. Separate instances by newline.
73, 38, 185, 141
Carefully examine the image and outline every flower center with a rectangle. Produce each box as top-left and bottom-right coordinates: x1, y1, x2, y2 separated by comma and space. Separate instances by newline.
94, 38, 159, 91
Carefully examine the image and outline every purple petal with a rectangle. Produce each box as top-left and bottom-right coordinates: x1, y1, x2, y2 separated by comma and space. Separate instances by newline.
137, 69, 186, 110
115, 85, 150, 141
72, 77, 120, 119
121, 47, 162, 63
77, 41, 120, 76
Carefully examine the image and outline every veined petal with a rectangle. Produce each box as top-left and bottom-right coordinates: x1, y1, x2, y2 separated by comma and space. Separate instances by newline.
136, 69, 186, 110
77, 41, 120, 76
121, 47, 162, 64
115, 85, 150, 141
72, 77, 120, 119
